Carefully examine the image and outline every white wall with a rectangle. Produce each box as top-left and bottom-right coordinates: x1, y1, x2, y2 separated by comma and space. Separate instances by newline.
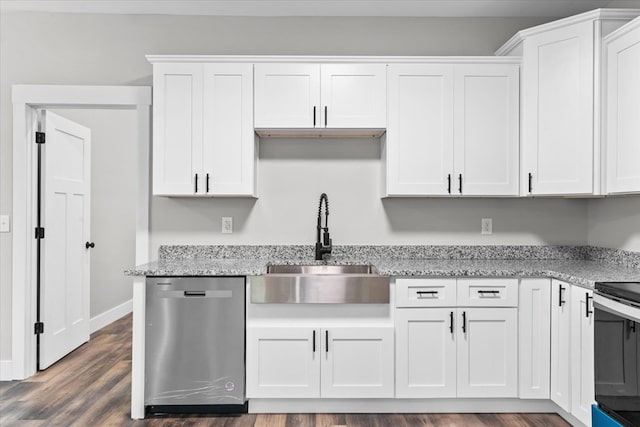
50, 109, 137, 318
588, 197, 640, 251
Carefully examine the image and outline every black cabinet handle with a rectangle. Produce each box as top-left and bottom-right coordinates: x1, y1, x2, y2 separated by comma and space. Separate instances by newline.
325, 330, 329, 353
324, 106, 328, 127
447, 174, 451, 194
462, 311, 466, 333
206, 173, 210, 193
313, 106, 316, 127
458, 174, 463, 194
629, 320, 636, 333
586, 293, 593, 318
449, 311, 454, 334
85, 242, 95, 249
559, 285, 566, 307
194, 173, 199, 193
528, 173, 533, 193
312, 330, 316, 353
417, 291, 438, 296
478, 290, 499, 296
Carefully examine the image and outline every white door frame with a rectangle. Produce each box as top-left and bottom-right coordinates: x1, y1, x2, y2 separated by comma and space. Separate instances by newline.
11, 85, 151, 380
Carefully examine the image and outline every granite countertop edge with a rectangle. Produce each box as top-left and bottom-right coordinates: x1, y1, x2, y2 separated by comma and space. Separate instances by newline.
125, 258, 640, 290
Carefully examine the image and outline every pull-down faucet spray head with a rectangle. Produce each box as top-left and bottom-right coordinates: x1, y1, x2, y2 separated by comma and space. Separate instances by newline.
316, 193, 332, 260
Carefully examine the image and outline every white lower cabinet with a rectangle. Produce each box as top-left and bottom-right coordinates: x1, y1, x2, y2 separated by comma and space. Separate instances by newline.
550, 279, 572, 412
246, 325, 394, 399
395, 278, 518, 399
570, 286, 595, 427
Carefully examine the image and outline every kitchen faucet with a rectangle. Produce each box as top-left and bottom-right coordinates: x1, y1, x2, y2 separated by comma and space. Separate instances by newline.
315, 193, 332, 260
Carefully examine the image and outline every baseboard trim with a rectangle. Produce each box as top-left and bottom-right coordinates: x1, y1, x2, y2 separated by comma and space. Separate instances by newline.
90, 299, 133, 334
0, 360, 13, 381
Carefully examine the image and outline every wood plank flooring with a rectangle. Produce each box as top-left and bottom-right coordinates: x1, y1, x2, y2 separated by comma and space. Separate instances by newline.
1, 314, 570, 426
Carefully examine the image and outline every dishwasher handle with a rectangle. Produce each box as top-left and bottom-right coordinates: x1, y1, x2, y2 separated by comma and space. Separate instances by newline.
157, 290, 234, 299
184, 291, 206, 297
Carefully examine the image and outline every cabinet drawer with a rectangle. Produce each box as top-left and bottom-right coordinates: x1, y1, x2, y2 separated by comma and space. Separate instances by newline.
457, 278, 518, 307
396, 278, 456, 307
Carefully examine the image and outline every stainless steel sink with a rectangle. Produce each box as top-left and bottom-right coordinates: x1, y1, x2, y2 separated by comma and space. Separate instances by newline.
251, 264, 389, 304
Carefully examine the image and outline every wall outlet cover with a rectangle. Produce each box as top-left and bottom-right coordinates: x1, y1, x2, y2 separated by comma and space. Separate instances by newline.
222, 217, 233, 234
0, 215, 10, 233
481, 218, 493, 235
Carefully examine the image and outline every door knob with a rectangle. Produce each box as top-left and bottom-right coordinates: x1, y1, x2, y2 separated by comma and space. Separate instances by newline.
85, 242, 95, 249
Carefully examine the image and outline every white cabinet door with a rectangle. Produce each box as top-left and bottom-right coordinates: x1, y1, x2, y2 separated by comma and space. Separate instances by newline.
321, 327, 394, 398
605, 19, 640, 194
550, 279, 572, 412
571, 286, 595, 427
386, 64, 454, 196
246, 327, 320, 398
254, 63, 320, 128
152, 62, 203, 195
457, 308, 518, 398
203, 63, 256, 196
395, 308, 456, 398
454, 64, 519, 196
519, 278, 551, 399
523, 21, 594, 195
320, 64, 387, 128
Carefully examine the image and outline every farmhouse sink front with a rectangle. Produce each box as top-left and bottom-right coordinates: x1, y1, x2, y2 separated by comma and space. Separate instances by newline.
250, 264, 390, 304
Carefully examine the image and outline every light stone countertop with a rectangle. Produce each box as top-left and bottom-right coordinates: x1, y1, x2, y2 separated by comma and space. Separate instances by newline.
126, 257, 640, 290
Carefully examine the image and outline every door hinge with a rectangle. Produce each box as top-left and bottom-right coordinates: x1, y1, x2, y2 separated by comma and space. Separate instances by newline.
35, 132, 46, 144
34, 322, 44, 335
35, 227, 45, 239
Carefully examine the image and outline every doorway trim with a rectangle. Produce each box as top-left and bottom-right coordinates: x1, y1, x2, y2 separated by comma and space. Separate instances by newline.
11, 85, 151, 379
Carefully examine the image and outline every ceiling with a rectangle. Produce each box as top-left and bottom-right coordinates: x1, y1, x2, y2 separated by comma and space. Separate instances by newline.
1, 0, 639, 18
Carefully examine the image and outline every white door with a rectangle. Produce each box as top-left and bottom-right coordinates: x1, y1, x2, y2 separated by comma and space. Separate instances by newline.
550, 279, 572, 412
40, 111, 91, 369
246, 327, 320, 398
523, 21, 594, 195
386, 64, 454, 196
457, 308, 518, 398
320, 64, 387, 128
453, 64, 519, 196
395, 308, 456, 398
254, 63, 320, 128
202, 63, 256, 196
605, 18, 640, 194
321, 327, 394, 398
571, 286, 595, 427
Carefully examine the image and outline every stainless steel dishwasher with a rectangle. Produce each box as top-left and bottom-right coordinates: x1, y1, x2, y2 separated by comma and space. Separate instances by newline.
145, 277, 246, 414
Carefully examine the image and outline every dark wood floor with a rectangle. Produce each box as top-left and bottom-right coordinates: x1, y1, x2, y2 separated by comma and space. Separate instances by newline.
1, 314, 570, 426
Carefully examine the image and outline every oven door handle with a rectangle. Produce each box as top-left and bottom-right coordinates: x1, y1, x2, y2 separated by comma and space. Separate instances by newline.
594, 293, 640, 323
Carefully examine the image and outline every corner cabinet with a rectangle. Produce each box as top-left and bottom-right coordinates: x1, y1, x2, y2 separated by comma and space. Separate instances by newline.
605, 17, 640, 194
151, 61, 256, 197
497, 9, 640, 196
246, 325, 394, 399
384, 61, 519, 197
254, 63, 387, 129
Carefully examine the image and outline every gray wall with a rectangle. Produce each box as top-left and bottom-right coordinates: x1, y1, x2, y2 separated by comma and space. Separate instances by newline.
0, 11, 634, 366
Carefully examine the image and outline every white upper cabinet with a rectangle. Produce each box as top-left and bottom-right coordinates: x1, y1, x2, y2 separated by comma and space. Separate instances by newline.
386, 64, 454, 196
605, 17, 640, 194
151, 60, 256, 197
454, 64, 519, 196
523, 21, 594, 196
497, 9, 640, 196
385, 61, 519, 197
254, 63, 386, 129
152, 62, 203, 196
202, 63, 256, 196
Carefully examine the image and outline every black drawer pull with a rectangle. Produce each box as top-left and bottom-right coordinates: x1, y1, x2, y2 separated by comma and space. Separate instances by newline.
184, 291, 206, 297
194, 173, 198, 193
312, 330, 316, 353
417, 291, 438, 296
478, 290, 499, 295
206, 173, 210, 193
586, 293, 593, 318
447, 174, 451, 194
313, 106, 316, 127
559, 285, 566, 307
458, 174, 463, 194
462, 311, 466, 333
449, 311, 454, 334
325, 330, 329, 353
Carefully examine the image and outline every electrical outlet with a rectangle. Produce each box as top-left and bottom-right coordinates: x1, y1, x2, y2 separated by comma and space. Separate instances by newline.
481, 218, 493, 235
0, 215, 10, 233
222, 217, 233, 234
